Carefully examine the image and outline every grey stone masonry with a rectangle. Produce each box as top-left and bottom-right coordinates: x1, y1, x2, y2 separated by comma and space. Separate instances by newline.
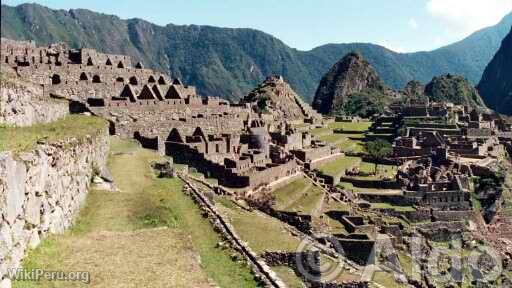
0, 128, 109, 287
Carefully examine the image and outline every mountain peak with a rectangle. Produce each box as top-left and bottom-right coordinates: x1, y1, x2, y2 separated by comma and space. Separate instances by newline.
1, 3, 510, 104
312, 52, 385, 114
478, 27, 512, 115
425, 74, 485, 107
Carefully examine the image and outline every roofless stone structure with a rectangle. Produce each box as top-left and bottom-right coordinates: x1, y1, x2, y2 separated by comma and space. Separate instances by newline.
1, 38, 339, 190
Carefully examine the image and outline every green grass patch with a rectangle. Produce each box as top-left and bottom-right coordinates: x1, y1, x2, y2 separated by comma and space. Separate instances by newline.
108, 137, 140, 154
371, 203, 416, 212
318, 156, 361, 177
324, 200, 351, 212
283, 185, 324, 215
398, 252, 414, 278
337, 181, 402, 195
310, 127, 332, 136
339, 138, 366, 153
356, 162, 397, 179
273, 177, 310, 210
328, 121, 372, 131
16, 138, 257, 288
148, 178, 258, 287
217, 201, 301, 254
0, 115, 107, 153
271, 266, 304, 288
319, 133, 346, 144
372, 271, 405, 287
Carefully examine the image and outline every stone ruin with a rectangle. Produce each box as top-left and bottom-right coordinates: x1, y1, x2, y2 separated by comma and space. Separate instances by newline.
3, 37, 512, 287
1, 38, 339, 191
361, 99, 512, 217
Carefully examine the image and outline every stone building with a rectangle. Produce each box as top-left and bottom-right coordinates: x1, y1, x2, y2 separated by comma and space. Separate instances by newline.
1, 38, 325, 190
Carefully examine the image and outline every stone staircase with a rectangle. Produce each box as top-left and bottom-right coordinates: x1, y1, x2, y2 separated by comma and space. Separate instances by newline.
294, 94, 322, 120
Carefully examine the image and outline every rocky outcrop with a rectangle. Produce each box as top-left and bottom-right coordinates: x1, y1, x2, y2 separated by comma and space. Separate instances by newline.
0, 71, 68, 127
478, 28, 512, 115
312, 52, 386, 114
0, 128, 109, 286
241, 75, 321, 123
402, 80, 425, 98
424, 74, 486, 108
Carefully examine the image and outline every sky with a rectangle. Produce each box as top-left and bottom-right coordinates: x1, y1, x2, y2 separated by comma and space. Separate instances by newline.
2, 0, 512, 52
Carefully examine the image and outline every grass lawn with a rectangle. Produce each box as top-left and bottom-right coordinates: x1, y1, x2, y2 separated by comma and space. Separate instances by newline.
310, 121, 371, 154
372, 271, 406, 288
15, 138, 257, 288
0, 115, 107, 153
189, 171, 219, 185
318, 156, 361, 178
273, 177, 311, 210
337, 181, 402, 195
328, 121, 372, 131
398, 252, 414, 278
282, 185, 325, 215
337, 138, 366, 153
371, 203, 416, 212
320, 217, 348, 235
335, 271, 364, 283
321, 215, 349, 235
217, 201, 301, 254
310, 127, 332, 136
314, 199, 351, 235
271, 266, 304, 288
324, 200, 351, 213
357, 162, 397, 179
319, 133, 346, 144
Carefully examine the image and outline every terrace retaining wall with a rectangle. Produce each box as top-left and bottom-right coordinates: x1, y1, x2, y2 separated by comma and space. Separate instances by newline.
0, 78, 68, 127
0, 128, 109, 287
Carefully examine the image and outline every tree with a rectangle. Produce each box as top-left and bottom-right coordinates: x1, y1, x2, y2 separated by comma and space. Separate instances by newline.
365, 139, 392, 174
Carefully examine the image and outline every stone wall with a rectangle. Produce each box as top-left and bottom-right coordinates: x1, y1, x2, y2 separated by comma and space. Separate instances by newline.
308, 153, 344, 170
0, 128, 109, 287
267, 210, 312, 234
178, 174, 287, 287
415, 221, 466, 242
339, 177, 401, 190
261, 251, 320, 283
374, 208, 432, 223
0, 77, 68, 127
432, 210, 472, 222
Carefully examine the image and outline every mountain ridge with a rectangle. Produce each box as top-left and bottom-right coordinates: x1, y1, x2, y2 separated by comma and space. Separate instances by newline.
2, 3, 511, 103
478, 28, 512, 115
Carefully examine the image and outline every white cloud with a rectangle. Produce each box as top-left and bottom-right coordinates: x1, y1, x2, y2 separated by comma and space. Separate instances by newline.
426, 0, 512, 35
377, 40, 406, 53
408, 18, 419, 30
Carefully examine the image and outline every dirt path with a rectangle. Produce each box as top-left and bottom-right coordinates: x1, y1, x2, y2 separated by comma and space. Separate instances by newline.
15, 138, 256, 288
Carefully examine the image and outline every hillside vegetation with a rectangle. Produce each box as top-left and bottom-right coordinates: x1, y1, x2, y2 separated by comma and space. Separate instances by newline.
2, 3, 511, 102
478, 28, 512, 115
425, 74, 486, 107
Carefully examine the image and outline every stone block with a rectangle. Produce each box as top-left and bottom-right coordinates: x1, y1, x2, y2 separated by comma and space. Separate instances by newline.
28, 230, 40, 249
24, 194, 42, 226
0, 153, 27, 225
0, 224, 12, 260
